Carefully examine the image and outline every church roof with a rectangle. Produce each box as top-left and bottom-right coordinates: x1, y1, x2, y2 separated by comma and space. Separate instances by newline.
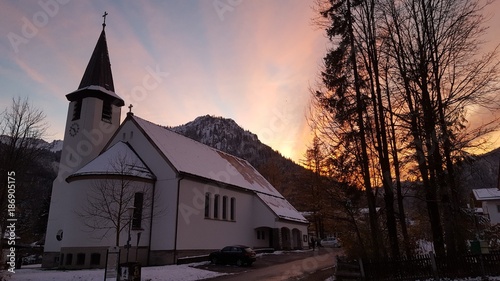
67, 141, 154, 181
66, 27, 124, 106
130, 115, 307, 223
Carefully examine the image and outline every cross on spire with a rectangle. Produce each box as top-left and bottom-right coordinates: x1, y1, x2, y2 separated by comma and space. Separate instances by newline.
102, 11, 108, 29
128, 104, 134, 116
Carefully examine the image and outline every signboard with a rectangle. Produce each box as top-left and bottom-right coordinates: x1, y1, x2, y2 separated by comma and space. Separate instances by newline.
104, 246, 120, 281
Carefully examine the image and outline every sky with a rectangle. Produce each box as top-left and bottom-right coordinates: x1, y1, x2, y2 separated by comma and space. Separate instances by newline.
1, 0, 499, 163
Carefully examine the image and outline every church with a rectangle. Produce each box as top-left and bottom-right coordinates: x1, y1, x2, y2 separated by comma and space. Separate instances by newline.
42, 20, 309, 269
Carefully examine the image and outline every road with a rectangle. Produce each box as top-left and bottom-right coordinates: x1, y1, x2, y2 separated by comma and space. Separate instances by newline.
202, 248, 341, 281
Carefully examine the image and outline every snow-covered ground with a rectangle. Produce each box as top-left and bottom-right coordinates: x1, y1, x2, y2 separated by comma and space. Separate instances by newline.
2, 262, 228, 281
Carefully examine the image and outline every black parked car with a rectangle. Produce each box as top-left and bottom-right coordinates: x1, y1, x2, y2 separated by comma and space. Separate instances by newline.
209, 245, 256, 266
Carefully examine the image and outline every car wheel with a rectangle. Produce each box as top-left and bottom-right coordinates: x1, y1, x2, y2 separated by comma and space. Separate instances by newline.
236, 259, 243, 266
211, 257, 218, 264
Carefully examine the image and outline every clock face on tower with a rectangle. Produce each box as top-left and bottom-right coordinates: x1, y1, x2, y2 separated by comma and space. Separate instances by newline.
69, 123, 79, 137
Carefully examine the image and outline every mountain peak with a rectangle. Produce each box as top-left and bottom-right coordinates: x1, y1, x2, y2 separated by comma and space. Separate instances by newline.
170, 115, 261, 156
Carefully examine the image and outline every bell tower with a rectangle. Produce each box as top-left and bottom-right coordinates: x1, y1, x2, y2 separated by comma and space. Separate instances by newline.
58, 15, 124, 179
43, 14, 124, 268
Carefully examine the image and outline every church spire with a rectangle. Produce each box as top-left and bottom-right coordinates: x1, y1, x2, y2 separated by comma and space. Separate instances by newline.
67, 12, 124, 106
78, 16, 114, 92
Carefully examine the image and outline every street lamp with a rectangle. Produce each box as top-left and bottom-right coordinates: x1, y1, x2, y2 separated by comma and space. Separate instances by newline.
135, 231, 142, 262
126, 206, 135, 263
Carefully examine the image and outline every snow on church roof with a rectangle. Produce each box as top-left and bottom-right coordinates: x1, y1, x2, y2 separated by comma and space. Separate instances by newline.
132, 115, 307, 223
133, 115, 282, 197
68, 141, 154, 181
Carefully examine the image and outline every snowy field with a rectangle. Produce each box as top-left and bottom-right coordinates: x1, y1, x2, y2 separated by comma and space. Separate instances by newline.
2, 262, 228, 281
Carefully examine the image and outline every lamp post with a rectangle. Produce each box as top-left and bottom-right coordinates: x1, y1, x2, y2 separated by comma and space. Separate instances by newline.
126, 206, 135, 264
135, 231, 142, 262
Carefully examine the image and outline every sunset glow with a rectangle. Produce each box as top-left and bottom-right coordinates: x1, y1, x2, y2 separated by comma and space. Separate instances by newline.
1, 1, 499, 162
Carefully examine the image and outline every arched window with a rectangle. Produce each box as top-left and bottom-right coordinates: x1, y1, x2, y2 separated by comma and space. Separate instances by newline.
72, 100, 82, 121
214, 194, 220, 219
230, 197, 236, 220
132, 192, 144, 229
222, 196, 228, 220
101, 100, 112, 123
204, 193, 210, 218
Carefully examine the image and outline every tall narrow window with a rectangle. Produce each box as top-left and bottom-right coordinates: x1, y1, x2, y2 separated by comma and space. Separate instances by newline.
230, 197, 236, 220
222, 196, 228, 220
76, 253, 85, 265
66, 253, 73, 266
101, 100, 112, 123
72, 100, 82, 121
90, 253, 101, 266
132, 192, 144, 229
214, 194, 220, 219
204, 193, 210, 218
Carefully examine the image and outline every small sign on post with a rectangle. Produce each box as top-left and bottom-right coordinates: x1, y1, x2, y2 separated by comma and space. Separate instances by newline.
105, 246, 120, 281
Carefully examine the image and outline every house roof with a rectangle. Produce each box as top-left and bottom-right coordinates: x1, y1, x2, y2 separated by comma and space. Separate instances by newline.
67, 141, 154, 181
472, 188, 500, 201
130, 115, 307, 223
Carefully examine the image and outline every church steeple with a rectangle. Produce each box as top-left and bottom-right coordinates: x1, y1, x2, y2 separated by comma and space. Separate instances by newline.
59, 14, 124, 176
78, 27, 114, 92
66, 13, 124, 106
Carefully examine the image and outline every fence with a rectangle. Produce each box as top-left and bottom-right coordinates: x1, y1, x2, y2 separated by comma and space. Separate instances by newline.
336, 252, 500, 281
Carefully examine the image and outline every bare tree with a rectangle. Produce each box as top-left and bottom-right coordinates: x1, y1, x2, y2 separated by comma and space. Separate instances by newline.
77, 152, 157, 248
311, 0, 500, 258
0, 96, 49, 263
381, 0, 500, 256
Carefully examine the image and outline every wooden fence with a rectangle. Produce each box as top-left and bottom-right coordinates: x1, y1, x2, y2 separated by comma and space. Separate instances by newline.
336, 252, 500, 281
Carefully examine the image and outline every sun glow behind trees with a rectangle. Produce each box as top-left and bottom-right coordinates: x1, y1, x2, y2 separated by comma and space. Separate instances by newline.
308, 0, 500, 259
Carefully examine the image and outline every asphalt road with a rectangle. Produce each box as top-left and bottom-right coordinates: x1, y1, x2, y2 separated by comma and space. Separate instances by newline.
201, 247, 341, 281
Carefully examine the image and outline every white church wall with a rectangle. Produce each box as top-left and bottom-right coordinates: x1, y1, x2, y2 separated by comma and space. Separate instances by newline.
61, 178, 154, 248
148, 177, 179, 251
108, 119, 179, 250
44, 180, 71, 253
252, 195, 279, 227
176, 178, 258, 250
